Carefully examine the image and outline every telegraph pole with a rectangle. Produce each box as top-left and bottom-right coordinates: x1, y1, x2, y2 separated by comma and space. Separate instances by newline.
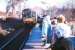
72, 0, 73, 20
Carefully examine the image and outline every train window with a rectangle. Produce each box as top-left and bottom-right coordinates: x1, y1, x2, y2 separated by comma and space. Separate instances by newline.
22, 9, 32, 18
22, 9, 36, 18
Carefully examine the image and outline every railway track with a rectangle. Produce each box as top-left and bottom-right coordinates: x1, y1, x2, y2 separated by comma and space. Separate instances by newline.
0, 17, 35, 50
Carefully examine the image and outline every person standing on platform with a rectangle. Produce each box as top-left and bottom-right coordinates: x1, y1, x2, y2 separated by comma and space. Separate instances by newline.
41, 13, 51, 48
52, 15, 74, 50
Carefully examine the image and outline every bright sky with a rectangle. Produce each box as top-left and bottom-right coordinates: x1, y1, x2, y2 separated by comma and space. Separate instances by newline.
25, 0, 68, 9
0, 0, 72, 12
0, 0, 8, 12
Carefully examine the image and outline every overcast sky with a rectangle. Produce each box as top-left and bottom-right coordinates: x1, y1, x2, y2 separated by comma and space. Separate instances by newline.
25, 0, 67, 9
0, 0, 8, 12
0, 0, 74, 12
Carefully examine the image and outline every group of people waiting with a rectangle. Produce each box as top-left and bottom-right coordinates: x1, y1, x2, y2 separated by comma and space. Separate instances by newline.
41, 14, 75, 50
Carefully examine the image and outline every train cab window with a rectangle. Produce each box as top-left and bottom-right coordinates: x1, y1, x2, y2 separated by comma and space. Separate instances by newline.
22, 9, 32, 18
